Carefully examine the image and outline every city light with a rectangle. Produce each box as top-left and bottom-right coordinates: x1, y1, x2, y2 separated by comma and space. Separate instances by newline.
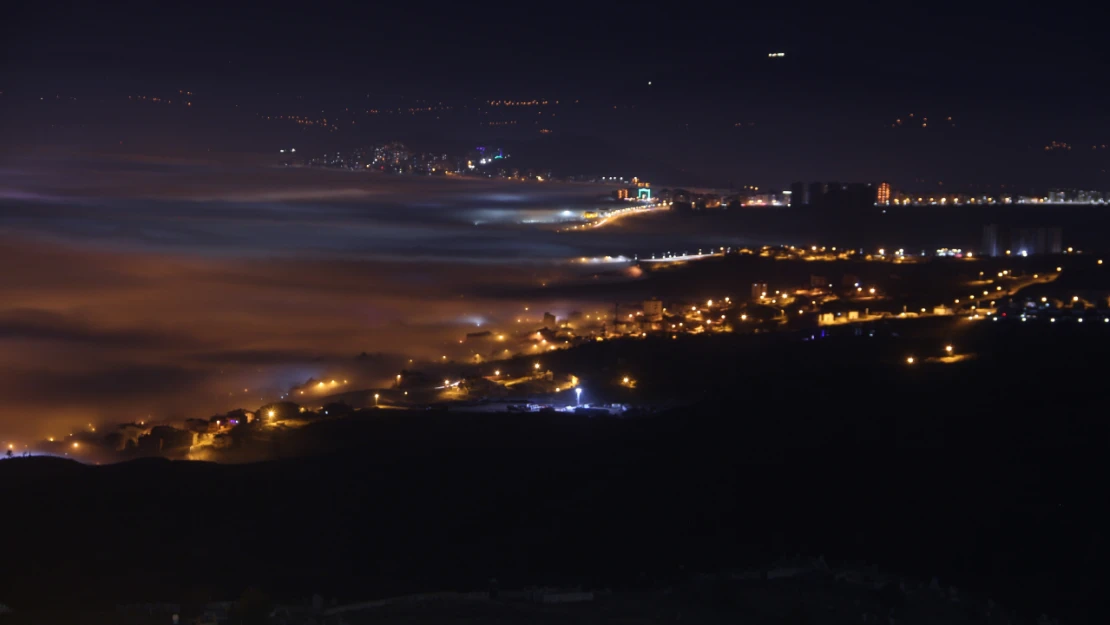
906, 356, 915, 364
945, 345, 953, 353
267, 410, 275, 418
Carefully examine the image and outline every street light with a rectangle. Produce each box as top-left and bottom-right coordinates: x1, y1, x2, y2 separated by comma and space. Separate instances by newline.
945, 345, 953, 354
906, 356, 915, 364
267, 410, 276, 419
575, 387, 582, 405
374, 393, 380, 405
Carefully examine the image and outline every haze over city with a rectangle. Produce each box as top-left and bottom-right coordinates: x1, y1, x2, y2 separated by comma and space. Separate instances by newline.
2, 4, 1109, 624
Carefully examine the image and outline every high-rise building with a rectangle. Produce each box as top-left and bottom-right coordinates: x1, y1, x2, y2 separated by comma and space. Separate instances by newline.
789, 182, 806, 206
982, 224, 1000, 257
1048, 227, 1063, 254
823, 182, 844, 210
982, 224, 1062, 256
807, 182, 826, 207
844, 183, 875, 210
877, 181, 891, 205
751, 283, 768, 300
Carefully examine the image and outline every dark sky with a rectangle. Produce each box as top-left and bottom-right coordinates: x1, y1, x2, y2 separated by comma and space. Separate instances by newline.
3, 4, 1108, 188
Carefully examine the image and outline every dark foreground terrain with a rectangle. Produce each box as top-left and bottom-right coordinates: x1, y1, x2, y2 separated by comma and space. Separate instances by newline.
2, 322, 1108, 623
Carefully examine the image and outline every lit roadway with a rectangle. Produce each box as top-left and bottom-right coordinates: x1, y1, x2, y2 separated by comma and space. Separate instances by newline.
640, 251, 724, 264
561, 201, 671, 231
960, 270, 1058, 307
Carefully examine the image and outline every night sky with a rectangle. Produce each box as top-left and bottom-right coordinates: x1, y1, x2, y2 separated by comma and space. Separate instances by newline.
3, 4, 1107, 188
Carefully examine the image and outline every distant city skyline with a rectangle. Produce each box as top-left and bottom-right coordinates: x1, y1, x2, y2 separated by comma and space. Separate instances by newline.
3, 5, 1107, 188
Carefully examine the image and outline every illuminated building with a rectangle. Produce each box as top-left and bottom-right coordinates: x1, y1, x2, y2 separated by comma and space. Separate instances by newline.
751, 282, 768, 301
697, 194, 722, 209
643, 298, 663, 322
543, 312, 557, 330
877, 181, 891, 205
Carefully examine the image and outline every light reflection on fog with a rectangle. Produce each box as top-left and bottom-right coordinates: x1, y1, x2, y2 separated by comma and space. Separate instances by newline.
0, 156, 744, 442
